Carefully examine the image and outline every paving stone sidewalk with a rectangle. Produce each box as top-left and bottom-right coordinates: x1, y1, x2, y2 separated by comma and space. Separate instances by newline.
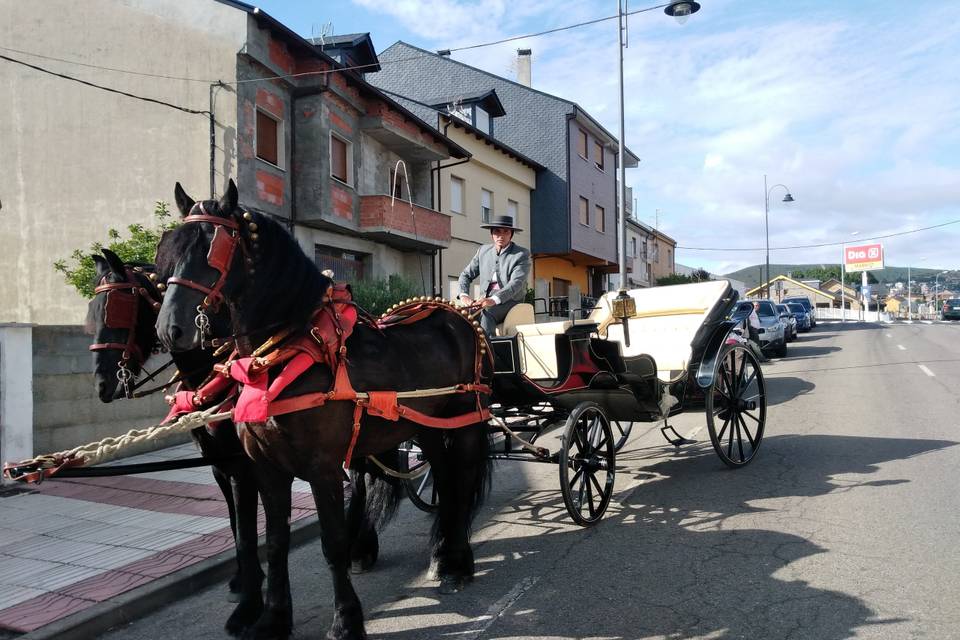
0, 443, 316, 636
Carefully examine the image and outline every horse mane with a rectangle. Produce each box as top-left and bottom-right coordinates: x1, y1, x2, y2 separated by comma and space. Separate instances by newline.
238, 211, 327, 334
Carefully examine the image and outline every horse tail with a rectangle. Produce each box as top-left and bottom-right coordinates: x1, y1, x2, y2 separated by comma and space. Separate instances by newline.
363, 449, 404, 532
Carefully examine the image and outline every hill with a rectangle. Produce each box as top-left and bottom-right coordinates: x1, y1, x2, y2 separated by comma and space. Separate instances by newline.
723, 264, 949, 289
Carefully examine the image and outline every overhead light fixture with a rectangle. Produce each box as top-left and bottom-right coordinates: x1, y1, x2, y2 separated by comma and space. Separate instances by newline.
664, 1, 701, 24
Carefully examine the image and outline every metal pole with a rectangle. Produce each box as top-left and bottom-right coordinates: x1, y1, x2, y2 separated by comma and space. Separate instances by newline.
908, 265, 912, 322
617, 0, 628, 291
841, 243, 846, 322
764, 174, 769, 298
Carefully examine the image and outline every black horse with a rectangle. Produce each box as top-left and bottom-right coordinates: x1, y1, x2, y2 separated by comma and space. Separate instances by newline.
88, 249, 265, 634
155, 181, 492, 640
89, 245, 402, 637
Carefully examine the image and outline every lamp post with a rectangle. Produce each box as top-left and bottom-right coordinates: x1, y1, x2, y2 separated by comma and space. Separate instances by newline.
763, 175, 794, 298
840, 231, 858, 322
907, 257, 926, 322
934, 270, 948, 319
613, 0, 700, 345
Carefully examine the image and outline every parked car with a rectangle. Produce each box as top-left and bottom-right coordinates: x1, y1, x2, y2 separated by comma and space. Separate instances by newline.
782, 296, 816, 328
777, 304, 797, 341
786, 302, 812, 332
752, 299, 787, 357
943, 298, 960, 321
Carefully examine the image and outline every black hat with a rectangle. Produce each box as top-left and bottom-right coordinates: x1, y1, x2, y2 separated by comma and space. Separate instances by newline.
480, 215, 522, 232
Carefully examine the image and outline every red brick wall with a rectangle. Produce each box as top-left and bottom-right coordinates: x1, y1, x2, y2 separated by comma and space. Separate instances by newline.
359, 196, 450, 243
256, 89, 284, 119
268, 36, 295, 75
331, 183, 354, 220
256, 170, 284, 206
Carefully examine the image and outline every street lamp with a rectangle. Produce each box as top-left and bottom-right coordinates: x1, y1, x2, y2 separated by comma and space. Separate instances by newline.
614, 0, 700, 345
934, 270, 948, 319
907, 257, 926, 322
764, 175, 795, 298
840, 231, 859, 323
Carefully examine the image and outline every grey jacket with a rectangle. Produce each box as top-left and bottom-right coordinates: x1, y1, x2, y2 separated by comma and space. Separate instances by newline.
458, 242, 531, 304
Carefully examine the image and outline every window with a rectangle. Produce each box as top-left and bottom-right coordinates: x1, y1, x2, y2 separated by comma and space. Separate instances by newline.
314, 244, 364, 282
474, 106, 491, 135
577, 129, 588, 159
631, 237, 637, 257
450, 176, 465, 214
552, 278, 571, 297
507, 199, 518, 220
594, 141, 604, 171
481, 188, 493, 222
579, 196, 589, 226
256, 109, 282, 167
330, 133, 352, 184
595, 204, 605, 232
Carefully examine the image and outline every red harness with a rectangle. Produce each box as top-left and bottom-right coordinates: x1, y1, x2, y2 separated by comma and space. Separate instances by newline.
89, 268, 163, 384
165, 291, 491, 468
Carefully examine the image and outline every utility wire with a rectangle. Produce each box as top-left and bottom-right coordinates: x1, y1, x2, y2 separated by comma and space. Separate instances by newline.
0, 53, 210, 115
677, 218, 960, 252
0, 2, 670, 87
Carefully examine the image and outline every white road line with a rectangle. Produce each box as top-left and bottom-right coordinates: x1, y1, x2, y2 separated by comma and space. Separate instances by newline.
897, 344, 906, 350
922, 320, 933, 324
885, 333, 892, 338
919, 364, 935, 377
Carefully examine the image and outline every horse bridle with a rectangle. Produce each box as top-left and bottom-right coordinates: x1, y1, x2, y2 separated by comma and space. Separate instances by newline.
89, 268, 163, 397
163, 202, 258, 346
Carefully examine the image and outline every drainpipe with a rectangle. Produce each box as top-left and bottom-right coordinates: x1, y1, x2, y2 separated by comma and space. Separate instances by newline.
209, 83, 219, 198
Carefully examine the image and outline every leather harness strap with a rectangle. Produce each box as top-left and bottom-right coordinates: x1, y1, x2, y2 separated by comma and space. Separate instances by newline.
166, 208, 245, 311
89, 269, 162, 370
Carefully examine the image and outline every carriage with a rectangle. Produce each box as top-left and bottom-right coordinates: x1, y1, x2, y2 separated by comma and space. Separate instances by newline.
403, 279, 767, 526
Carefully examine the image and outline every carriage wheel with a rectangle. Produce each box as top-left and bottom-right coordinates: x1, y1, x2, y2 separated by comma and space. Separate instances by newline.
705, 344, 766, 468
559, 402, 616, 526
398, 440, 439, 512
611, 421, 634, 452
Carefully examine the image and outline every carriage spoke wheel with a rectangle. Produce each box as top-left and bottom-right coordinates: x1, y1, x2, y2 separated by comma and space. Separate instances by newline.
398, 440, 439, 512
611, 421, 634, 452
705, 344, 767, 468
559, 402, 616, 526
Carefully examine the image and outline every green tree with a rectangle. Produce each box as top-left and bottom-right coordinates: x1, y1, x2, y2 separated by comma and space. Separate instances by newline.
691, 268, 711, 282
350, 274, 423, 316
53, 201, 178, 298
656, 273, 696, 286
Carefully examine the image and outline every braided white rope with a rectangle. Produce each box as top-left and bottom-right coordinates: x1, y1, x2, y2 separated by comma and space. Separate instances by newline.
15, 407, 231, 471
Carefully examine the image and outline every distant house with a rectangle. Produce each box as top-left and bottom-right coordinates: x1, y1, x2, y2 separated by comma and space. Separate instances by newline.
820, 278, 863, 310
745, 275, 838, 308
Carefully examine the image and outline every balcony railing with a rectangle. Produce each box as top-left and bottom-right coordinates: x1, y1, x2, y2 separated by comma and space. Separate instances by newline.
358, 194, 451, 251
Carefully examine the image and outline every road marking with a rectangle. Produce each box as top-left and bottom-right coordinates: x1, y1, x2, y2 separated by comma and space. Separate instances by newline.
922, 320, 933, 324
897, 345, 906, 350
918, 364, 935, 377
885, 333, 892, 338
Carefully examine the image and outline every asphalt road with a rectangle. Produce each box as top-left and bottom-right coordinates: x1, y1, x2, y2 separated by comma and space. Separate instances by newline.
101, 321, 960, 640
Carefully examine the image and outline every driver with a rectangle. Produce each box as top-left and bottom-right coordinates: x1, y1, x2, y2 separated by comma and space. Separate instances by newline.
457, 215, 531, 335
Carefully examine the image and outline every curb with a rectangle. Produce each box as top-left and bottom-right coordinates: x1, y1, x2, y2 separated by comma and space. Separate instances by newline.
17, 518, 321, 640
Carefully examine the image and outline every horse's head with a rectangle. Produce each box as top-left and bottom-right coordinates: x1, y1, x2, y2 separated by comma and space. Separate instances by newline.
87, 249, 162, 402
155, 179, 253, 351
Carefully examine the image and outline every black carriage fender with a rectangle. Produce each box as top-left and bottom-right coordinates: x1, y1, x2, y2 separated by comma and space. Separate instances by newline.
695, 320, 741, 389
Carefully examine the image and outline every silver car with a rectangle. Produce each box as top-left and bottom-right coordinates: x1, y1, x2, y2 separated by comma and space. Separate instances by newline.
753, 300, 787, 357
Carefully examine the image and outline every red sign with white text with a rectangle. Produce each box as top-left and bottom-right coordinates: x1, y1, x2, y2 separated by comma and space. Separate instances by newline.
844, 243, 884, 271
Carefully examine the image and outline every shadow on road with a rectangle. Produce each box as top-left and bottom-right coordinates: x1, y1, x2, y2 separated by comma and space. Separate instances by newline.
784, 344, 841, 360
366, 434, 956, 640
764, 375, 815, 406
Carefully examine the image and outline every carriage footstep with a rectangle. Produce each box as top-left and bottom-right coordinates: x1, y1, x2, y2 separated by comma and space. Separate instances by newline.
660, 423, 694, 447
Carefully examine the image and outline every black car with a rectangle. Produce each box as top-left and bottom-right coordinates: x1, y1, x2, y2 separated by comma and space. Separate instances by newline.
782, 296, 816, 328
943, 298, 960, 320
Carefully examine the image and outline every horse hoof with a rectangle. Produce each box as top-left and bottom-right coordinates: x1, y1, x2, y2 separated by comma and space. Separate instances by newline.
225, 602, 263, 637
438, 575, 470, 594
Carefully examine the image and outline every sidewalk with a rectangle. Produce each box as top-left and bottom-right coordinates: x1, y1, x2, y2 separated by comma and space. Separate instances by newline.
0, 443, 317, 637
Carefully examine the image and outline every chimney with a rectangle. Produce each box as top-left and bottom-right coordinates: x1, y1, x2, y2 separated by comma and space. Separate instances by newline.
517, 49, 532, 87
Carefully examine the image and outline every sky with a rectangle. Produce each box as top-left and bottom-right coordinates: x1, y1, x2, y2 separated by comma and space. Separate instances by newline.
255, 0, 960, 276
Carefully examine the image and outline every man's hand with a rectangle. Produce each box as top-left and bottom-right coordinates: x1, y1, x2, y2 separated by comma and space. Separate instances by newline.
480, 297, 496, 308
458, 294, 473, 306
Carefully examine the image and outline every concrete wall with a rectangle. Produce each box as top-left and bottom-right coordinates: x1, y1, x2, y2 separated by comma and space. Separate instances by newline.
568, 118, 617, 263
436, 122, 535, 294
31, 326, 176, 455
1, 325, 33, 469
0, 0, 247, 325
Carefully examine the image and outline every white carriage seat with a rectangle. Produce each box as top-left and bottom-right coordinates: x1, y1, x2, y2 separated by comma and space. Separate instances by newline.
496, 303, 535, 336
513, 321, 564, 380
590, 280, 732, 382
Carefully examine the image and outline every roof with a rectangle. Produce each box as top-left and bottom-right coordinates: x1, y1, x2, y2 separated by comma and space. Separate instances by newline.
442, 115, 544, 171
425, 89, 506, 117
382, 41, 641, 166
211, 2, 468, 160
745, 274, 836, 300
308, 33, 381, 73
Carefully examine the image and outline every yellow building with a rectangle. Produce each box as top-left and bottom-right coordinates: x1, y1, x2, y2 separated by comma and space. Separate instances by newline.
433, 115, 541, 299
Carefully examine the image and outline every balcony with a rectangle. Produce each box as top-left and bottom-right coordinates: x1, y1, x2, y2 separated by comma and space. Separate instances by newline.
360, 103, 450, 162
359, 195, 451, 251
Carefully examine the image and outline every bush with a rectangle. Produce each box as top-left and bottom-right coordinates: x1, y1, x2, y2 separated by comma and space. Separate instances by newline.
53, 201, 178, 298
350, 275, 423, 316
655, 273, 696, 286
